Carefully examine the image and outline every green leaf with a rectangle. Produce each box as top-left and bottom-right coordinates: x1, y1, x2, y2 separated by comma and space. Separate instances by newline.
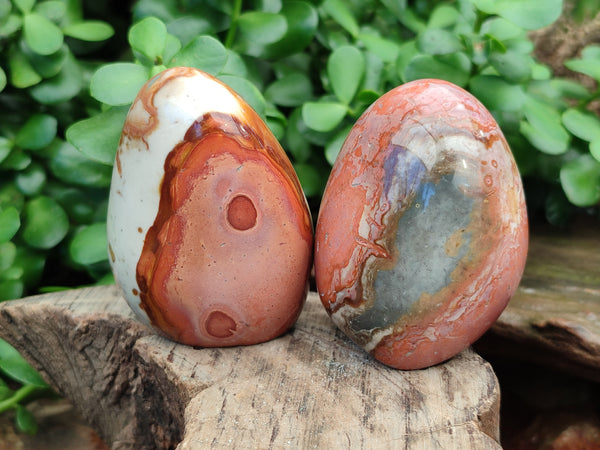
417, 28, 462, 55
16, 405, 37, 435
265, 112, 286, 141
325, 124, 352, 165
162, 34, 181, 64
22, 196, 68, 249
327, 45, 365, 104
238, 11, 287, 45
560, 154, 600, 207
15, 163, 45, 196
23, 13, 63, 55
564, 58, 600, 81
0, 149, 30, 171
581, 45, 600, 60
551, 79, 590, 100
405, 53, 471, 87
361, 52, 383, 93
69, 223, 107, 266
489, 49, 532, 83
0, 137, 12, 165
169, 35, 227, 75
48, 140, 112, 187
0, 384, 12, 402
520, 97, 570, 155
0, 242, 16, 271
519, 122, 569, 155
66, 106, 129, 165
590, 139, 600, 163
132, 0, 178, 22
128, 16, 167, 62
481, 17, 525, 41
544, 188, 572, 227
322, 0, 359, 37
90, 63, 149, 106
0, 184, 24, 212
45, 185, 95, 224
0, 339, 47, 386
562, 108, 600, 142
262, 1, 318, 59
531, 63, 552, 80
13, 0, 34, 14
302, 101, 347, 132
469, 75, 525, 111
358, 33, 400, 63
34, 0, 65, 22
166, 16, 215, 46
0, 67, 6, 93
8, 44, 42, 88
221, 50, 248, 77
218, 75, 266, 117
0, 208, 20, 243
473, 0, 562, 30
95, 271, 114, 286
294, 163, 324, 197
1, 265, 23, 281
15, 114, 57, 150
524, 97, 562, 129
396, 41, 419, 83
24, 43, 68, 79
29, 51, 83, 104
62, 20, 114, 41
12, 248, 44, 289
265, 72, 313, 107
284, 108, 311, 163
0, 280, 23, 301
0, 13, 22, 37
428, 4, 460, 28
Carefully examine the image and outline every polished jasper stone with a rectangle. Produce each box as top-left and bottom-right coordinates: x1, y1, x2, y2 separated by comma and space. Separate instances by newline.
107, 67, 313, 348
314, 79, 528, 370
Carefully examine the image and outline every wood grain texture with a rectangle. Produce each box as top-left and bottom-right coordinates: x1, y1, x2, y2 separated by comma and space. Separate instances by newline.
0, 287, 500, 449
478, 229, 600, 381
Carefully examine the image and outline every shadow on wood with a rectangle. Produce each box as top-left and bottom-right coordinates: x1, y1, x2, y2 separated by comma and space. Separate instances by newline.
0, 288, 500, 449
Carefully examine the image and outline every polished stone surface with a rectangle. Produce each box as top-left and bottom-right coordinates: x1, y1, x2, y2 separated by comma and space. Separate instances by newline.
108, 67, 313, 347
315, 79, 528, 369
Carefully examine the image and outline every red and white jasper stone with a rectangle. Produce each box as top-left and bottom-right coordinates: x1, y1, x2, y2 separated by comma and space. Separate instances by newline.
107, 67, 313, 347
314, 79, 528, 370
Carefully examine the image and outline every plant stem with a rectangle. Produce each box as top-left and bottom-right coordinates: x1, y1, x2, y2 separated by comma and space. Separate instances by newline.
225, 0, 243, 49
0, 385, 46, 413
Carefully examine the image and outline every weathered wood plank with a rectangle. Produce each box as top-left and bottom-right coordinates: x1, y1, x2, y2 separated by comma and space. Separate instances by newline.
0, 287, 500, 449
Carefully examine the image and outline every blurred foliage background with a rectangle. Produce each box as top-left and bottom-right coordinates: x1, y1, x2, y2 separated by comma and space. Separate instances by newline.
0, 0, 599, 431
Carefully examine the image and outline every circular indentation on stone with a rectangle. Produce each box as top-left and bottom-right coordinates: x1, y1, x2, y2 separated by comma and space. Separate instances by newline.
205, 311, 237, 338
484, 174, 493, 187
227, 195, 257, 230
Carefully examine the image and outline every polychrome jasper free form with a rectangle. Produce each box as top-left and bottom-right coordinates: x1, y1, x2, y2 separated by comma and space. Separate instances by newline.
314, 79, 528, 370
107, 67, 313, 347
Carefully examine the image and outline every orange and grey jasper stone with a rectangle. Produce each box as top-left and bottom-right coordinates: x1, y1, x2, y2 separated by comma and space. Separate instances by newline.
314, 79, 528, 370
107, 67, 313, 347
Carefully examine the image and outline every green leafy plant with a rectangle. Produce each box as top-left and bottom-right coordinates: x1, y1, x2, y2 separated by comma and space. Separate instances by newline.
69, 0, 600, 232
0, 0, 117, 431
0, 0, 115, 301
0, 339, 53, 434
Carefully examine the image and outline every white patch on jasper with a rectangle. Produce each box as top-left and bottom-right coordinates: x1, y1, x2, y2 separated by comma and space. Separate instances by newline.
107, 69, 244, 323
